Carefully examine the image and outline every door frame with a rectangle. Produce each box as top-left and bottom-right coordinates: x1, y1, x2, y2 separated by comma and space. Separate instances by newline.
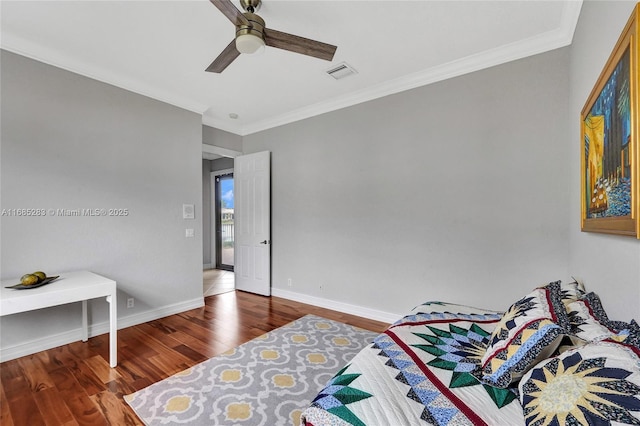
210, 168, 234, 270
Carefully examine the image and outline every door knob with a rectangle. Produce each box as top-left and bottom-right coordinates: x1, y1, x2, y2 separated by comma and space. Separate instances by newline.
259, 240, 270, 244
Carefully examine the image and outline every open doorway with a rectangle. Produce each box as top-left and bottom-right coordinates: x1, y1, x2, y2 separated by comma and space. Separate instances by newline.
203, 166, 235, 297
215, 173, 234, 271
203, 269, 234, 297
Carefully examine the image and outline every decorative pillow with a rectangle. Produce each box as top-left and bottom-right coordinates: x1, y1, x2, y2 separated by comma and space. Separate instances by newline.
557, 278, 586, 306
567, 293, 630, 343
519, 340, 640, 426
480, 281, 570, 388
582, 291, 633, 332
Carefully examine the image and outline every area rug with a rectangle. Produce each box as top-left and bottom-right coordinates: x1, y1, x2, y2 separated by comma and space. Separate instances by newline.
124, 314, 378, 426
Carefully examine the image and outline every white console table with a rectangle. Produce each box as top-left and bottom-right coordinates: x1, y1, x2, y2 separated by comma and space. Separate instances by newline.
0, 271, 117, 367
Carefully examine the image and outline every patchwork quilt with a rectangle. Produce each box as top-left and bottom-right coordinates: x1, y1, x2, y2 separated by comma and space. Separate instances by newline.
301, 302, 526, 426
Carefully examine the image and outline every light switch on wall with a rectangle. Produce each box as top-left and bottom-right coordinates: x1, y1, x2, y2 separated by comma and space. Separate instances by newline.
183, 204, 195, 219
185, 228, 194, 238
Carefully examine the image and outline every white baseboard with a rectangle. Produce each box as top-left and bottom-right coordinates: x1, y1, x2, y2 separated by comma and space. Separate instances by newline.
271, 288, 401, 324
116, 297, 204, 330
1, 290, 399, 362
0, 297, 204, 363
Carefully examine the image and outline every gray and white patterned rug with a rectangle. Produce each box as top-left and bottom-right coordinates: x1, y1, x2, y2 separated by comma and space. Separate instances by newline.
125, 314, 378, 425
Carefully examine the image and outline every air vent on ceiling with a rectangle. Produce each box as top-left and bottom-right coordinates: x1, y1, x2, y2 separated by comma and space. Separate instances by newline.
326, 62, 357, 80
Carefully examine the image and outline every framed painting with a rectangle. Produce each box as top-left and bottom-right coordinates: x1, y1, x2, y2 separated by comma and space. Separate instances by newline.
581, 4, 639, 238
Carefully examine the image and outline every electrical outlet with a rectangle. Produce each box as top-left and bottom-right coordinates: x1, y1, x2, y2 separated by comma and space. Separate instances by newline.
287, 278, 292, 287
127, 298, 134, 309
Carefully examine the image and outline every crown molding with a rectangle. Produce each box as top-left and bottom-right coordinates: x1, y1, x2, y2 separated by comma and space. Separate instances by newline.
1, 33, 209, 115
559, 0, 584, 44
202, 114, 244, 135
240, 1, 582, 136
2, 1, 582, 138
202, 143, 242, 158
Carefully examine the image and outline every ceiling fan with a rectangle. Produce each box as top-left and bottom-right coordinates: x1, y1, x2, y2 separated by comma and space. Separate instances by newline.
206, 0, 337, 73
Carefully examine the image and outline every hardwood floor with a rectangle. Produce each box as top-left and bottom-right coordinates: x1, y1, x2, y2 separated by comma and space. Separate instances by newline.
0, 291, 389, 426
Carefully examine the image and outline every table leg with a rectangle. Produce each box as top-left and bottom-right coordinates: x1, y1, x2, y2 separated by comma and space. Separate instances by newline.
81, 300, 88, 342
106, 294, 118, 367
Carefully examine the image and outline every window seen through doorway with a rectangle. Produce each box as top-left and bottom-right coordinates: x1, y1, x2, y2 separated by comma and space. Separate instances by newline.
215, 173, 234, 270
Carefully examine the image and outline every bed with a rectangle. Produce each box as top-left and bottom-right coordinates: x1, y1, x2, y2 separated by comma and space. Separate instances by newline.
302, 281, 640, 426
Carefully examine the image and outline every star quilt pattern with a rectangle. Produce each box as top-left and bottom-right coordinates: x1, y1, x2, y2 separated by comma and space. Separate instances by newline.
302, 302, 527, 425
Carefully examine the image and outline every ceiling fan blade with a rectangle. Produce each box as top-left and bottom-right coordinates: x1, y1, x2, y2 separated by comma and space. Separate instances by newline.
264, 28, 336, 61
209, 0, 249, 26
206, 39, 240, 73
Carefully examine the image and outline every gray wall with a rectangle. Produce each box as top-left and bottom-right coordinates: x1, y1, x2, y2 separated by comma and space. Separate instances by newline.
243, 47, 571, 315
0, 51, 204, 354
568, 0, 640, 320
203, 125, 242, 151
211, 157, 235, 171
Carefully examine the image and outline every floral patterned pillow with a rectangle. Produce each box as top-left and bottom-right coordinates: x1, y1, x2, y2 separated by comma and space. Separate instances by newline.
480, 281, 571, 388
519, 340, 640, 425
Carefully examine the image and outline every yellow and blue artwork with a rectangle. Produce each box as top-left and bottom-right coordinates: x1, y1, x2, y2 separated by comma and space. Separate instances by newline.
583, 46, 631, 219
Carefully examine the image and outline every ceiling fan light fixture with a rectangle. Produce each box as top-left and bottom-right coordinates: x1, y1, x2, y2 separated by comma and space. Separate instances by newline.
236, 33, 265, 54
206, 0, 338, 73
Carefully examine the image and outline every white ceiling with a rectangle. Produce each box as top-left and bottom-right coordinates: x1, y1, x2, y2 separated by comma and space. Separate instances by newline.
1, 1, 582, 136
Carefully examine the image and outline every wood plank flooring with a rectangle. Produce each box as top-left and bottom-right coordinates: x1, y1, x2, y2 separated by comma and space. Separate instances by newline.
0, 291, 389, 425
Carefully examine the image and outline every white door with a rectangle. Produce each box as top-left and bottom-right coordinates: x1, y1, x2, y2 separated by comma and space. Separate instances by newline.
234, 151, 271, 295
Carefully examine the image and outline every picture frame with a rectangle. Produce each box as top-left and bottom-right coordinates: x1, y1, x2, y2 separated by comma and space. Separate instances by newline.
580, 4, 639, 238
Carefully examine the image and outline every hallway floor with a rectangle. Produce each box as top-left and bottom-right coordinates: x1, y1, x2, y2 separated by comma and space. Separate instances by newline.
203, 269, 235, 297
